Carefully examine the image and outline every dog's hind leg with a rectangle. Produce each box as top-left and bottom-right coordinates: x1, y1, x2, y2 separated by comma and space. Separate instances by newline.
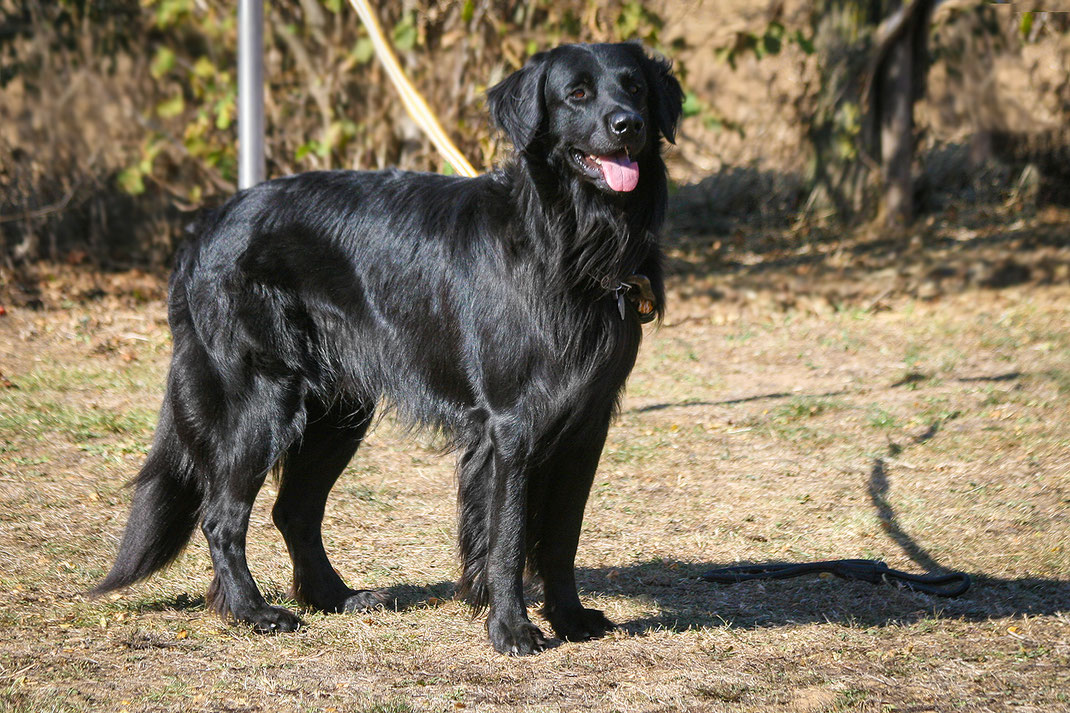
272, 400, 381, 613
529, 412, 616, 642
456, 433, 493, 609
195, 375, 309, 633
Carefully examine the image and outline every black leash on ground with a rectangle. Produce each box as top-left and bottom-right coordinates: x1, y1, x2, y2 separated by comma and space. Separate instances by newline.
700, 559, 971, 597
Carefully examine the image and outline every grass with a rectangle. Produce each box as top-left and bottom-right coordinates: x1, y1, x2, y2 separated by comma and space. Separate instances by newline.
0, 399, 156, 442
771, 396, 845, 422
0, 275, 1068, 712
866, 406, 900, 430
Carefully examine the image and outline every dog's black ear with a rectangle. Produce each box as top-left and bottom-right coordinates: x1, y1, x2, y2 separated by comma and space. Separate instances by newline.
487, 52, 550, 152
640, 50, 684, 145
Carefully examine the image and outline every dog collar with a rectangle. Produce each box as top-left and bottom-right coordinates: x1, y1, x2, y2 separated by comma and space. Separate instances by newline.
611, 275, 656, 323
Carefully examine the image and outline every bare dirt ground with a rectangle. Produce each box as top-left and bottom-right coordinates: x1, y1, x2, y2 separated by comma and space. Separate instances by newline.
1, 213, 1068, 712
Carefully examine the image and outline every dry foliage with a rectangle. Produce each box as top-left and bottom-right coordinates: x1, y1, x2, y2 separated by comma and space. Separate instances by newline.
4, 1, 1070, 266
0, 0, 679, 263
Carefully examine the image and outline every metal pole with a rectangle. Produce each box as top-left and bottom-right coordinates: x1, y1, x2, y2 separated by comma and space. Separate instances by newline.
238, 0, 265, 189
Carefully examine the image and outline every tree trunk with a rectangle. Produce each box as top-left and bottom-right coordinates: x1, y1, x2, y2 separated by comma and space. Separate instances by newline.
808, 0, 932, 225
875, 0, 934, 226
808, 0, 886, 220
879, 27, 913, 225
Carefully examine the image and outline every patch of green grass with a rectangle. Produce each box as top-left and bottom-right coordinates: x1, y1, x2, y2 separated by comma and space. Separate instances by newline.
893, 370, 930, 390
358, 700, 416, 713
770, 396, 844, 422
978, 330, 1023, 352
904, 343, 925, 370
725, 327, 756, 344
751, 397, 848, 444
77, 440, 151, 463
765, 423, 837, 445
1041, 369, 1070, 394
819, 329, 863, 353
337, 481, 397, 510
866, 406, 899, 430
11, 364, 158, 394
142, 676, 190, 703
650, 337, 703, 363
834, 687, 870, 709
0, 398, 157, 442
937, 347, 966, 373
10, 455, 50, 466
916, 395, 962, 425
980, 385, 1012, 406
105, 591, 206, 616
836, 305, 872, 320
695, 682, 748, 702
0, 684, 93, 713
605, 437, 666, 465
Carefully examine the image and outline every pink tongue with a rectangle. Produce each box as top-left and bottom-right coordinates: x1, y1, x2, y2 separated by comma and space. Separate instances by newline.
598, 154, 639, 192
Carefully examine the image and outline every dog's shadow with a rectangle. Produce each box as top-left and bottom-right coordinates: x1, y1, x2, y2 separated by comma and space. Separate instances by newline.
571, 561, 1070, 634
111, 566, 1068, 639
330, 561, 1068, 636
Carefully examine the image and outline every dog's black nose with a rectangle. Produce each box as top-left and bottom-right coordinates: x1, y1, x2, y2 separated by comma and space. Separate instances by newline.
607, 111, 645, 138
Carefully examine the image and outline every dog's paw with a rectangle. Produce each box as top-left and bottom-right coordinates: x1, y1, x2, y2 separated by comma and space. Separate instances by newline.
340, 589, 386, 613
487, 615, 548, 656
244, 605, 304, 634
545, 606, 615, 642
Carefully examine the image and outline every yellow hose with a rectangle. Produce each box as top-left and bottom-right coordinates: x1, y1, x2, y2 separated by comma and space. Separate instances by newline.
346, 0, 480, 177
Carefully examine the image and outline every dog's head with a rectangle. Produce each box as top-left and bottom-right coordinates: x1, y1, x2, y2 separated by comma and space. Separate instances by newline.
487, 43, 683, 195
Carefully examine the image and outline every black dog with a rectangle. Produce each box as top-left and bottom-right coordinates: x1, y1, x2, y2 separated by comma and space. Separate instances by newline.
94, 42, 682, 655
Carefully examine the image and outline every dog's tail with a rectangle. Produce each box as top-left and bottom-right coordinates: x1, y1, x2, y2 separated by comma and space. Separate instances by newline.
91, 408, 202, 595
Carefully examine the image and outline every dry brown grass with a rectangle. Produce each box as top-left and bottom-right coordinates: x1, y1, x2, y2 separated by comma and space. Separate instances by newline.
0, 246, 1068, 712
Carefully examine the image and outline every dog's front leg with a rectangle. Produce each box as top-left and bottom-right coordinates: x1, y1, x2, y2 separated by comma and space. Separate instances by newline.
484, 433, 548, 656
533, 416, 616, 642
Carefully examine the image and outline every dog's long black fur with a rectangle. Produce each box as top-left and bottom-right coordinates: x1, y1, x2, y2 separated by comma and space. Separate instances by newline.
94, 42, 682, 655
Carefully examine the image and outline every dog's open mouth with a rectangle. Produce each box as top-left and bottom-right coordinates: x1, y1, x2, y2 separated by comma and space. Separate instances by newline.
571, 149, 639, 193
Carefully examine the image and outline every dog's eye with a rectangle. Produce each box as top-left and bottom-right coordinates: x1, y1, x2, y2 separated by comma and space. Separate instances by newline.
569, 88, 587, 100
627, 84, 640, 95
